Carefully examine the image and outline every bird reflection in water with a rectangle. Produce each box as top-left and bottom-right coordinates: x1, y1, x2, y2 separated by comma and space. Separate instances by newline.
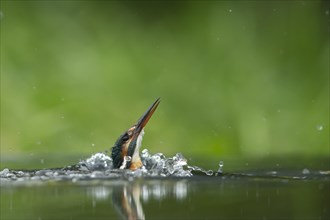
87, 180, 188, 220
112, 182, 145, 220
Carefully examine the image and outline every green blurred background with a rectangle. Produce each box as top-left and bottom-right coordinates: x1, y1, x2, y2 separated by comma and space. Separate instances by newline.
1, 1, 329, 169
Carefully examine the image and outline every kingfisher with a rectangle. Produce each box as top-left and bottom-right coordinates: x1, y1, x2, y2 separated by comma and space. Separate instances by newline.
111, 98, 160, 170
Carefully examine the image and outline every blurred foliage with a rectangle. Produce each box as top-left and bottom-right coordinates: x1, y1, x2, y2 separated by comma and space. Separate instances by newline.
0, 1, 329, 165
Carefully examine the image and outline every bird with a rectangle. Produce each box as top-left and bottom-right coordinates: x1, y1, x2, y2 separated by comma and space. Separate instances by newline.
111, 98, 160, 170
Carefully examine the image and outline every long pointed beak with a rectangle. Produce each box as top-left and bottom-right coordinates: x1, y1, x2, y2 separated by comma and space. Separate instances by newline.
134, 98, 160, 135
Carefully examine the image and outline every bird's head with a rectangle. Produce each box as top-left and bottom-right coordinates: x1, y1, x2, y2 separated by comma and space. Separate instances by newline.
111, 98, 160, 170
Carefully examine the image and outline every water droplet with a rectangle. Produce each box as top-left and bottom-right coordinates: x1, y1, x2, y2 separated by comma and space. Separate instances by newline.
206, 170, 213, 176
218, 161, 224, 174
316, 125, 323, 131
36, 140, 42, 145
302, 168, 310, 175
229, 9, 232, 13
91, 143, 95, 147
326, 10, 329, 15
40, 159, 44, 164
141, 149, 150, 159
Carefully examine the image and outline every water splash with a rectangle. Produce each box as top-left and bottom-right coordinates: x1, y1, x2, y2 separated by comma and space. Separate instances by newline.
0, 149, 215, 184
3, 150, 328, 185
81, 153, 113, 171
141, 149, 193, 177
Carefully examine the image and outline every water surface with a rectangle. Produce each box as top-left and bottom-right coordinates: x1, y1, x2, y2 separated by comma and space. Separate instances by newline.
1, 153, 329, 220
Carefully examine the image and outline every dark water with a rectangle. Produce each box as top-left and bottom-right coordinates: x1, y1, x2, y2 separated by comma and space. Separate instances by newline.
1, 152, 329, 220
1, 173, 329, 220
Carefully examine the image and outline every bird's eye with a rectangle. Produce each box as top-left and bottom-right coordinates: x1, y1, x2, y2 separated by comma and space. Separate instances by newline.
122, 133, 129, 141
